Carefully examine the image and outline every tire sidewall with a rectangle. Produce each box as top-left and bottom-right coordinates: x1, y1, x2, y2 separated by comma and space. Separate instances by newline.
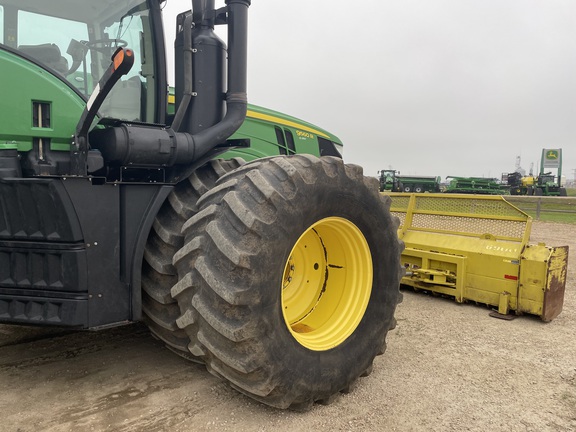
241, 159, 400, 394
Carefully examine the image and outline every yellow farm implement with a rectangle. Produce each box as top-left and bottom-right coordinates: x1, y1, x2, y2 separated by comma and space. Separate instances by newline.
387, 193, 569, 321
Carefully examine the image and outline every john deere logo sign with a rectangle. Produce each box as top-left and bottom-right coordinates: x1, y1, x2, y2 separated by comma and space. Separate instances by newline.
542, 148, 561, 168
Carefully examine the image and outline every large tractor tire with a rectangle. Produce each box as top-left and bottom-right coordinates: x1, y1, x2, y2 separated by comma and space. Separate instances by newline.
172, 154, 402, 409
141, 158, 245, 359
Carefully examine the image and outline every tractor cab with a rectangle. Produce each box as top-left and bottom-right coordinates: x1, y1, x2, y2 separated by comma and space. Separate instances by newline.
538, 173, 556, 186
0, 0, 166, 125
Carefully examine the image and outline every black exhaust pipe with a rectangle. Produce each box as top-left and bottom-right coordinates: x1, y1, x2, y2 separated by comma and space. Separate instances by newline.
187, 0, 249, 158
174, 0, 226, 136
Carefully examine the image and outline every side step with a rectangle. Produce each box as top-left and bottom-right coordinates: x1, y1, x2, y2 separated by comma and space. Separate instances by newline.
386, 193, 569, 321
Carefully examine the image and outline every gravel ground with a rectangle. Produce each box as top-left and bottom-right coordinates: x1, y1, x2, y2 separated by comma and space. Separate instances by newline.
1, 221, 574, 432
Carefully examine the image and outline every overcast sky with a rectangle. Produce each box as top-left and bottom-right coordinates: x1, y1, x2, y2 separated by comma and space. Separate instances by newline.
161, 0, 576, 183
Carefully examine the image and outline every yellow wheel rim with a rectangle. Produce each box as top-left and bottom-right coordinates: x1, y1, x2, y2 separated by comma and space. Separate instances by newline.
281, 217, 373, 351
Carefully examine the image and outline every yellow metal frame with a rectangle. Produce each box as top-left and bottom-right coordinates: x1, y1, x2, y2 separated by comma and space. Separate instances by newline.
385, 192, 569, 321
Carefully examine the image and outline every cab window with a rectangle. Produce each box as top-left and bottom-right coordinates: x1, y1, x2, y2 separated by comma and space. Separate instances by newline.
6, 0, 156, 122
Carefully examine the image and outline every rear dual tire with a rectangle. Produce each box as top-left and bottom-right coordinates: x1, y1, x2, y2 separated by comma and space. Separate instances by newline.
171, 155, 402, 409
141, 158, 245, 359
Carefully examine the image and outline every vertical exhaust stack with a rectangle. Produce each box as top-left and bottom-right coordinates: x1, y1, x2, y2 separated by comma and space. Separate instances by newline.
173, 0, 251, 159
174, 0, 226, 134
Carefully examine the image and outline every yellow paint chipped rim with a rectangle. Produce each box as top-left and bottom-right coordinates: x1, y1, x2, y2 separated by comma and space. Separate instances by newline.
281, 217, 373, 351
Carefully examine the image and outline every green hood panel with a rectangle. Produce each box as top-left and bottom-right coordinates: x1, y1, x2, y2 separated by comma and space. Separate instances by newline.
0, 48, 85, 151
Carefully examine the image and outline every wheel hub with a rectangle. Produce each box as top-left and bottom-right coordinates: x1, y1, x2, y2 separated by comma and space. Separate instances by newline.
281, 217, 373, 351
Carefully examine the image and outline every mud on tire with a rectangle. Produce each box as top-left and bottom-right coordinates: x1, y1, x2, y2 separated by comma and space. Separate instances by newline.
172, 154, 403, 409
141, 158, 245, 358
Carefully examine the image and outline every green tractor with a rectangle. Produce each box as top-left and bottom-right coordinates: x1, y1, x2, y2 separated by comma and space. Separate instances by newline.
534, 149, 566, 196
378, 169, 402, 192
0, 0, 402, 409
534, 173, 567, 196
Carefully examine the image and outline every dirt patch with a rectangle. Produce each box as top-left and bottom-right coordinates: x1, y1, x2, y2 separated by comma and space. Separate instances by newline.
1, 221, 574, 431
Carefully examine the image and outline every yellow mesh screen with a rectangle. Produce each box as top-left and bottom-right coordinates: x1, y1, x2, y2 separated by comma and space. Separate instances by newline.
389, 195, 410, 212
387, 193, 529, 241
391, 211, 406, 227
414, 196, 525, 218
411, 214, 526, 238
